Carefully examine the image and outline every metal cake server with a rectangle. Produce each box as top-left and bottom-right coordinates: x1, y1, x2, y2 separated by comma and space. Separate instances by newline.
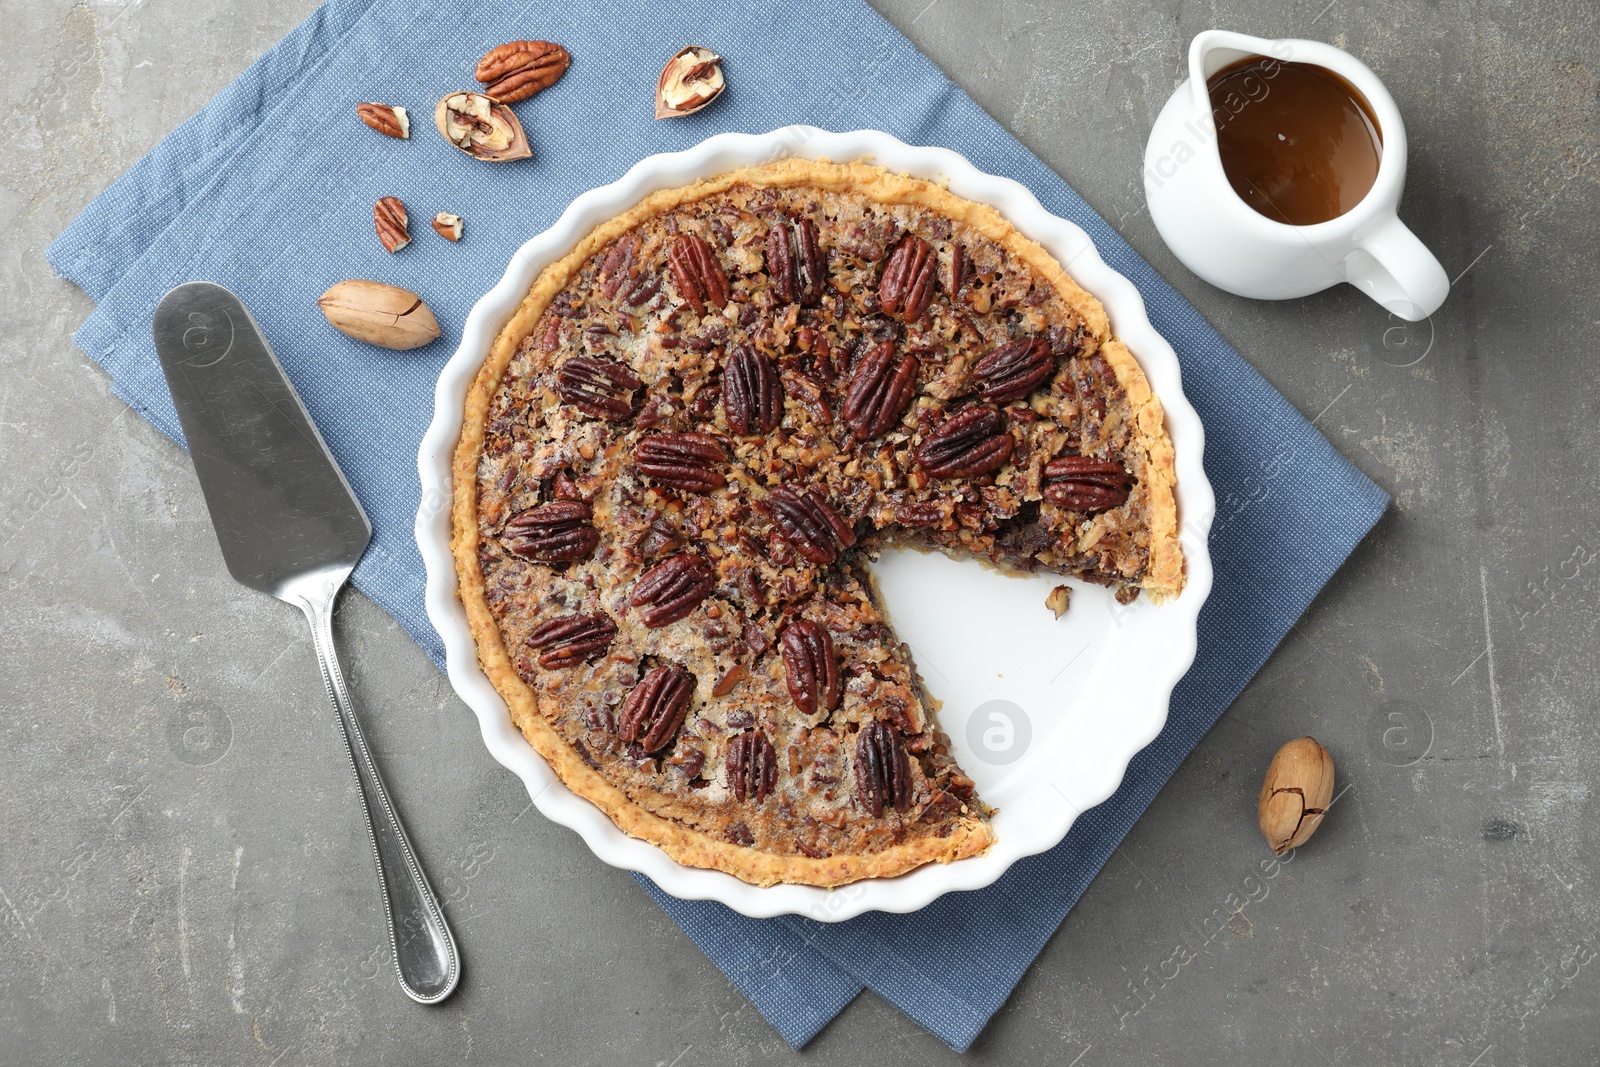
153, 281, 459, 1004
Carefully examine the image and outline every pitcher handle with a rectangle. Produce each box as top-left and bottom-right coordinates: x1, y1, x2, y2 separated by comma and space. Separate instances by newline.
1343, 214, 1449, 321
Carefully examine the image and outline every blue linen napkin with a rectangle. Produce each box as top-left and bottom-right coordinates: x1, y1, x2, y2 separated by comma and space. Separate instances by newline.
48, 0, 1389, 1050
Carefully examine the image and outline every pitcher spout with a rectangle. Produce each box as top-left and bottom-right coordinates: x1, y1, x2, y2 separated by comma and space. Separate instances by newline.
1187, 30, 1291, 118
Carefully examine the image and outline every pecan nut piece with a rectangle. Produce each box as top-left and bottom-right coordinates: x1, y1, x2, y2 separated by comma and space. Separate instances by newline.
555, 355, 642, 421
856, 720, 912, 817
916, 406, 1015, 479
475, 40, 570, 104
356, 102, 409, 138
1042, 455, 1133, 512
765, 218, 825, 306
526, 612, 617, 668
780, 619, 841, 716
635, 432, 728, 493
629, 553, 715, 627
972, 337, 1053, 404
768, 486, 854, 565
879, 234, 937, 321
374, 196, 409, 253
431, 212, 463, 241
503, 500, 599, 562
667, 233, 730, 315
722, 344, 781, 435
841, 341, 918, 440
619, 665, 695, 753
727, 729, 779, 804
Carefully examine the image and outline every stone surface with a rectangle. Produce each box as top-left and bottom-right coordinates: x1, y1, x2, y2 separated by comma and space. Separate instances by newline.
3, 0, 1598, 1063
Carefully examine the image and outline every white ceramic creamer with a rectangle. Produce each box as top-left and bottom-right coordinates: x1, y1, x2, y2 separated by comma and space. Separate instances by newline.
1144, 31, 1448, 321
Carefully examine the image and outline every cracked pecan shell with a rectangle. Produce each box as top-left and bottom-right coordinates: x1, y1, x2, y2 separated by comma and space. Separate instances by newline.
780, 619, 841, 716
667, 233, 730, 315
619, 665, 695, 753
855, 720, 912, 817
917, 406, 1014, 479
1042, 455, 1133, 512
629, 553, 715, 627
879, 234, 936, 321
727, 729, 779, 804
475, 40, 570, 104
841, 341, 918, 440
635, 432, 728, 493
556, 355, 642, 421
765, 218, 825, 306
768, 486, 854, 565
723, 344, 781, 435
972, 337, 1053, 404
526, 612, 617, 668
503, 500, 599, 562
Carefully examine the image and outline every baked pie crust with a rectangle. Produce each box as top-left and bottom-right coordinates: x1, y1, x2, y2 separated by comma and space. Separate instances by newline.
452, 159, 1181, 887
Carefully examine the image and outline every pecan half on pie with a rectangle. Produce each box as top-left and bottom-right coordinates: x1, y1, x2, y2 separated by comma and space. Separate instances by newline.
452, 160, 1182, 888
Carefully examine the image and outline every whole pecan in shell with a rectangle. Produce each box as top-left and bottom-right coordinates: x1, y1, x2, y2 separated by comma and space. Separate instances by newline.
722, 344, 781, 435
555, 355, 642, 421
667, 233, 730, 315
841, 341, 918, 440
879, 234, 937, 321
356, 102, 409, 139
765, 218, 825, 306
1042, 455, 1133, 512
526, 612, 617, 668
373, 196, 409, 253
619, 665, 696, 753
635, 432, 728, 493
503, 500, 599, 562
855, 720, 912, 817
972, 337, 1054, 404
727, 729, 779, 804
780, 619, 841, 716
475, 40, 570, 104
629, 553, 715, 627
768, 486, 854, 565
916, 406, 1015, 479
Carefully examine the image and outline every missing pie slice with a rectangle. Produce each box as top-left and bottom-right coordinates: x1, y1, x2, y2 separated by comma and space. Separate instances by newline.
451, 159, 1182, 888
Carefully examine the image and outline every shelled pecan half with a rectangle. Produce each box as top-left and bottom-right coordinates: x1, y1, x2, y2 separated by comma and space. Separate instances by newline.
727, 729, 778, 803
630, 553, 715, 627
723, 344, 781, 435
780, 619, 841, 716
526, 612, 617, 668
475, 40, 570, 103
855, 720, 911, 816
767, 486, 854, 565
916, 406, 1014, 479
503, 500, 599, 562
635, 432, 728, 493
841, 341, 918, 440
619, 665, 696, 753
555, 355, 642, 421
1041, 455, 1132, 512
667, 233, 730, 315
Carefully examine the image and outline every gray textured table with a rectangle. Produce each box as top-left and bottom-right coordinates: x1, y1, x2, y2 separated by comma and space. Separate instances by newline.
4, 1, 1598, 1063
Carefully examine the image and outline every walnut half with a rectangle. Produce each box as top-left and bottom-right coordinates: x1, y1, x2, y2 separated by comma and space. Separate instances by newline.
433, 92, 531, 162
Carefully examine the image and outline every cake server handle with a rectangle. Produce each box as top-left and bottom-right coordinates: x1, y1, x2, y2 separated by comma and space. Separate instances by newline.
290, 569, 461, 1004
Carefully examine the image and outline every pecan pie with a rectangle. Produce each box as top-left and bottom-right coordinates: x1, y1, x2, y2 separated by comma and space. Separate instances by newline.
452, 159, 1182, 888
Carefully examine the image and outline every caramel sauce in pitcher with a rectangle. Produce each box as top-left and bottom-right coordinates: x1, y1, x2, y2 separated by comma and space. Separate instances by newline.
1208, 57, 1383, 226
